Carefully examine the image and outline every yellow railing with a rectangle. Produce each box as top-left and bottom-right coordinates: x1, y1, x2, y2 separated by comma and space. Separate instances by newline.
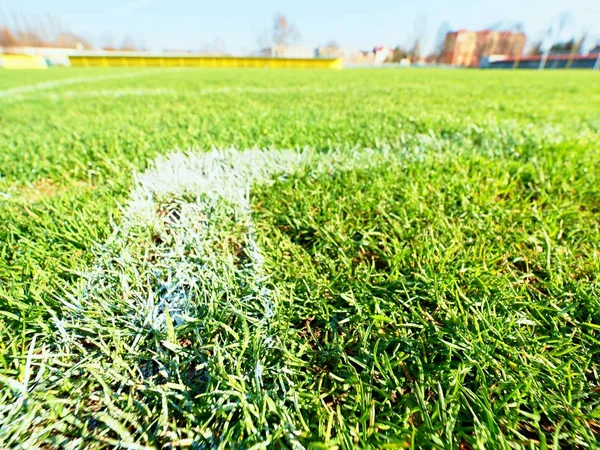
69, 55, 343, 69
0, 54, 48, 69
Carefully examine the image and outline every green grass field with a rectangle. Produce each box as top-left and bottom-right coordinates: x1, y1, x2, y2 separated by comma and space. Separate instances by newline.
1, 68, 599, 449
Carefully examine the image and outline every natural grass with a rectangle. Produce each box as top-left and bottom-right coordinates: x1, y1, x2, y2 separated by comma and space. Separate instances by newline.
0, 68, 599, 449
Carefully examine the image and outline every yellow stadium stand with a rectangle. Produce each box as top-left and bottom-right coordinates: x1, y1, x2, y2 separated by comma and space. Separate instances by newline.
69, 54, 343, 69
0, 54, 48, 69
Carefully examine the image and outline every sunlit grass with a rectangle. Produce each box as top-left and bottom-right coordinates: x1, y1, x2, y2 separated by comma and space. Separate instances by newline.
0, 68, 599, 449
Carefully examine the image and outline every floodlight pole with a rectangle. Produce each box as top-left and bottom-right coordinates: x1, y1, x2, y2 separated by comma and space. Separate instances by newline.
539, 51, 549, 70
566, 39, 579, 69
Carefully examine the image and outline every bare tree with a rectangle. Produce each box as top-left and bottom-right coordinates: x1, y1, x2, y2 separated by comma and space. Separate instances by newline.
0, 11, 92, 49
101, 32, 115, 51
536, 13, 571, 70
0, 5, 6, 26
410, 40, 421, 62
45, 13, 58, 44
0, 26, 18, 47
37, 17, 52, 46
408, 15, 427, 63
210, 37, 227, 54
386, 46, 408, 63
120, 36, 136, 51
434, 21, 450, 57
9, 9, 22, 37
528, 41, 544, 55
550, 38, 576, 53
272, 14, 300, 46
415, 15, 427, 37
514, 22, 524, 33
326, 40, 340, 50
56, 31, 92, 49
538, 25, 554, 70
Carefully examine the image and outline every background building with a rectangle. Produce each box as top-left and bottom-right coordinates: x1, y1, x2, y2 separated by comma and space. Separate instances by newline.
316, 46, 393, 66
316, 44, 343, 59
441, 30, 526, 67
441, 30, 477, 66
261, 44, 314, 58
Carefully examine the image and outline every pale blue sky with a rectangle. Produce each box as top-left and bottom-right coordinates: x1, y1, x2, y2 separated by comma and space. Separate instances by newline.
2, 0, 599, 54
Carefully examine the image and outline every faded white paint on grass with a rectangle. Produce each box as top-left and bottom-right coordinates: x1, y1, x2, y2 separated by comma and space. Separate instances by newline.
3, 85, 361, 102
0, 69, 173, 100
2, 147, 398, 448
46, 88, 177, 101
192, 85, 354, 95
72, 147, 392, 339
59, 147, 391, 447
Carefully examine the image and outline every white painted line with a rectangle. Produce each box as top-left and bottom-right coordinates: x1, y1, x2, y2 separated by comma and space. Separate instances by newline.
47, 88, 177, 100
6, 147, 401, 448
3, 86, 354, 103
0, 69, 173, 99
75, 147, 393, 329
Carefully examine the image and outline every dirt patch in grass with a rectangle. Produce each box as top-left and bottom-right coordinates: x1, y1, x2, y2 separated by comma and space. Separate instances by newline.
12, 178, 92, 203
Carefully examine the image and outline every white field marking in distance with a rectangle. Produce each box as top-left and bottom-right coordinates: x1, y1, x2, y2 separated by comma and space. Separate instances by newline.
3, 85, 362, 102
0, 68, 181, 99
41, 88, 177, 100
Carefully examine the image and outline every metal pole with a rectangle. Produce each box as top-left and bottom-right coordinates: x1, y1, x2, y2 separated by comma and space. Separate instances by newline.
539, 51, 549, 70
594, 52, 600, 71
566, 41, 579, 69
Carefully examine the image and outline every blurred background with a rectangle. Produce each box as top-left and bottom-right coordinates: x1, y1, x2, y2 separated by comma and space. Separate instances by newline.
0, 0, 599, 69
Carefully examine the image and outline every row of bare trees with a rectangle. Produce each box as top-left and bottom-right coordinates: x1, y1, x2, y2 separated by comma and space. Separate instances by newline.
0, 26, 94, 49
5, 10, 594, 58
0, 11, 143, 51
1, 12, 298, 52
0, 11, 95, 49
0, 24, 145, 51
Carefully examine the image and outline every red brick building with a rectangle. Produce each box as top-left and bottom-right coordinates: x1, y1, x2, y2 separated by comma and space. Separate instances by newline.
441, 30, 526, 67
